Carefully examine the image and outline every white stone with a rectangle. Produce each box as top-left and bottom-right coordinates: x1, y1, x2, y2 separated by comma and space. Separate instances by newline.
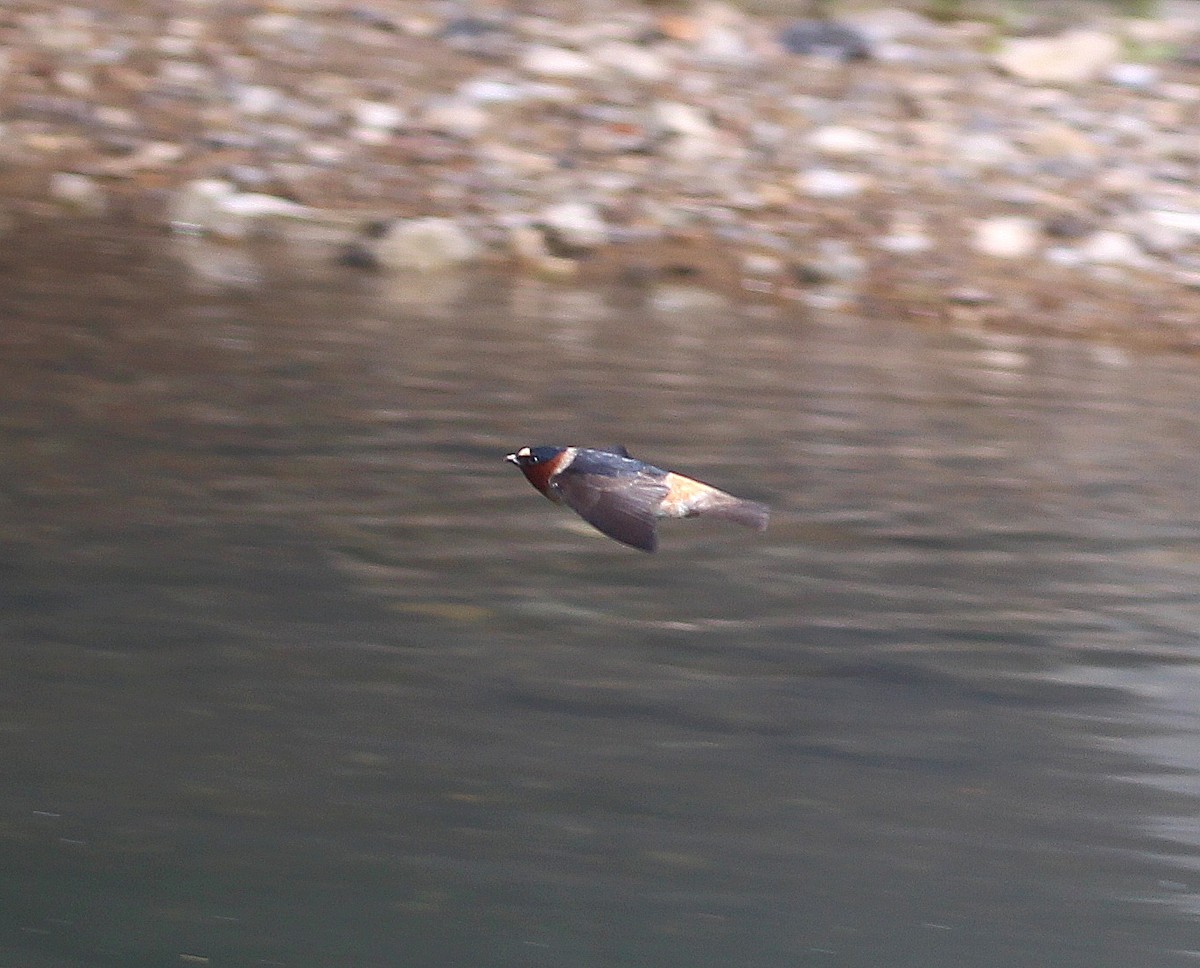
218, 192, 310, 219
809, 239, 866, 283
419, 99, 489, 138
540, 201, 608, 250
1106, 62, 1159, 89
168, 178, 236, 234
235, 84, 283, 116
695, 24, 752, 65
651, 286, 729, 313
793, 168, 870, 199
100, 140, 186, 175
168, 179, 312, 239
521, 46, 598, 79
352, 100, 405, 130
993, 30, 1121, 85
653, 101, 715, 139
973, 216, 1039, 259
957, 132, 1019, 170
1147, 209, 1200, 237
458, 78, 525, 103
876, 228, 932, 254
742, 253, 784, 276
591, 41, 669, 82
50, 172, 105, 214
809, 125, 881, 158
375, 218, 478, 271
1079, 230, 1146, 267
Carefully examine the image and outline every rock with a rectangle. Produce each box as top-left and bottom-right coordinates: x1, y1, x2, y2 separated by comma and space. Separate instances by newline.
652, 101, 725, 160
234, 84, 283, 116
521, 46, 598, 79
49, 171, 106, 214
509, 225, 578, 278
650, 285, 729, 313
1078, 230, 1146, 267
351, 100, 405, 131
1146, 210, 1200, 238
808, 125, 881, 158
973, 216, 1040, 259
652, 101, 716, 139
794, 169, 870, 199
778, 20, 871, 60
418, 98, 489, 139
876, 214, 932, 254
374, 218, 479, 272
539, 201, 608, 252
168, 178, 236, 235
591, 41, 669, 82
98, 140, 186, 176
844, 8, 937, 45
694, 25, 751, 65
956, 132, 1020, 171
678, 2, 754, 65
993, 30, 1121, 85
742, 252, 784, 276
796, 240, 867, 284
1106, 63, 1160, 90
458, 78, 525, 104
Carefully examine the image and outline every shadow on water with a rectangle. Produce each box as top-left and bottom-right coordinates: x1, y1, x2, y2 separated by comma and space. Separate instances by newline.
1, 222, 1199, 967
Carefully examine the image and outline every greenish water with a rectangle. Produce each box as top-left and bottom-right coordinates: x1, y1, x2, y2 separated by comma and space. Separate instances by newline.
1, 222, 1199, 967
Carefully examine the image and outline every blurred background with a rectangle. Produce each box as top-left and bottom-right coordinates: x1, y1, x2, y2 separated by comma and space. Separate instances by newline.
3, 1, 1200, 966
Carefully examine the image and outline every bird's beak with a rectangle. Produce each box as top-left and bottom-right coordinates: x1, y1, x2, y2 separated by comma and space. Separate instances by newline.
504, 453, 519, 464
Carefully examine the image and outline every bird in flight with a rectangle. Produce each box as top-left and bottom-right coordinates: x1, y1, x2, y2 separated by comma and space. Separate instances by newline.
506, 445, 769, 552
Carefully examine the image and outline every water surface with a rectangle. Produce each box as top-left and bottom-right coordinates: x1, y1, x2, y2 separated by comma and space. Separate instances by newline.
1, 223, 1199, 967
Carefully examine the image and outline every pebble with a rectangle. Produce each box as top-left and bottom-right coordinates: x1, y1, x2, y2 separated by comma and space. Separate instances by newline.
419, 99, 489, 139
591, 41, 669, 82
808, 126, 881, 158
1078, 230, 1147, 267
458, 78, 524, 104
168, 179, 313, 239
777, 19, 872, 60
539, 201, 608, 252
352, 100, 405, 131
49, 171, 105, 214
876, 214, 932, 255
653, 101, 715, 139
993, 30, 1122, 85
1106, 63, 1160, 90
374, 218, 478, 272
799, 240, 867, 285
650, 285, 730, 313
1146, 210, 1200, 238
973, 217, 1040, 260
521, 46, 598, 79
794, 169, 870, 200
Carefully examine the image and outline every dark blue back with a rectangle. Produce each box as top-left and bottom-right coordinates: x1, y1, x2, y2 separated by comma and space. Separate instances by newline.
567, 447, 665, 478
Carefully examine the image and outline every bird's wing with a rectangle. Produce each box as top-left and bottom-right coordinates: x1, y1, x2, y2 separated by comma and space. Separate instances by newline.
552, 472, 669, 552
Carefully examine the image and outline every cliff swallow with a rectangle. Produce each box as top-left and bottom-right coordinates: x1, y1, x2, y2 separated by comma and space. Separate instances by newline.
505, 445, 769, 552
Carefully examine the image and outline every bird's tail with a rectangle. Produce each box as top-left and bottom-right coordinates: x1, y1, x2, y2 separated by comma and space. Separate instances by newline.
699, 496, 770, 531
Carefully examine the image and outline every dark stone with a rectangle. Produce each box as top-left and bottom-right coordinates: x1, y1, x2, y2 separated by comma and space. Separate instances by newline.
778, 20, 872, 61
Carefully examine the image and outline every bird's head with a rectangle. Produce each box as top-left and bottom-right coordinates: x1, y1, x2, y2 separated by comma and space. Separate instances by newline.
505, 445, 570, 495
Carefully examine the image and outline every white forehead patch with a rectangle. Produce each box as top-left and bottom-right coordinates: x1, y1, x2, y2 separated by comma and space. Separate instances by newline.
517, 446, 531, 457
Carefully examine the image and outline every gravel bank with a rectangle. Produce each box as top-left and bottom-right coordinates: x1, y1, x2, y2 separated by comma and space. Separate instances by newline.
8, 0, 1200, 349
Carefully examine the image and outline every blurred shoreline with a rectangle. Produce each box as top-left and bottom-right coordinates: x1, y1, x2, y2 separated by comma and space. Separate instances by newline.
6, 1, 1200, 350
